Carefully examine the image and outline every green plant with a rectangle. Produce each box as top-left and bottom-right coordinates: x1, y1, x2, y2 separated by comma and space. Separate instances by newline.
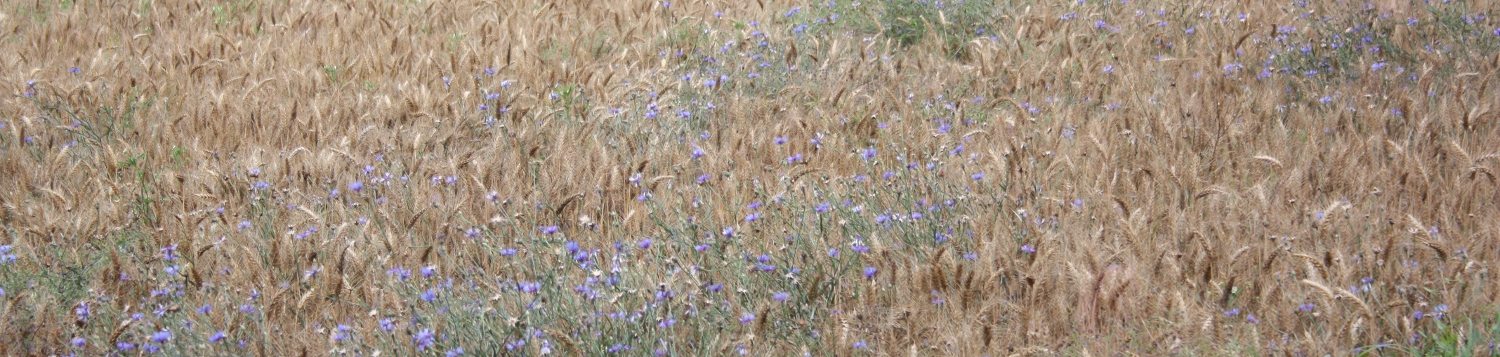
879, 0, 996, 57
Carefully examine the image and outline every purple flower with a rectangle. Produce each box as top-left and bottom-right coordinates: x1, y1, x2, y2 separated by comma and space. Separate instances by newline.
1246, 314, 1259, 324
786, 153, 803, 163
863, 266, 877, 279
151, 330, 172, 343
387, 266, 411, 281
117, 342, 135, 351
446, 347, 465, 357
1020, 245, 1036, 253
827, 248, 839, 258
971, 172, 985, 180
816, 202, 831, 212
348, 181, 363, 192
379, 318, 396, 332
722, 226, 735, 237
420, 289, 437, 302
209, 331, 226, 343
853, 340, 867, 349
197, 304, 212, 315
1224, 308, 1240, 317
413, 329, 436, 351
637, 238, 652, 249
861, 148, 877, 161
773, 292, 790, 302
739, 313, 756, 324
539, 226, 560, 235
72, 337, 86, 347
744, 212, 761, 222
75, 302, 90, 321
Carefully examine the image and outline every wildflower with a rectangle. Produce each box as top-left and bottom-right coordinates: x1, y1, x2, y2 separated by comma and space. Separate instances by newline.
413, 329, 436, 351
333, 324, 351, 342
863, 266, 877, 279
466, 227, 481, 239
420, 289, 438, 302
117, 342, 135, 351
379, 318, 396, 332
722, 226, 735, 238
197, 304, 212, 315
739, 313, 756, 324
816, 202, 831, 212
861, 147, 877, 161
75, 302, 90, 321
446, 347, 465, 357
1225, 308, 1240, 317
209, 331, 226, 343
827, 248, 840, 258
1103, 64, 1114, 73
786, 153, 803, 163
1298, 302, 1315, 312
1020, 245, 1036, 253
971, 172, 985, 180
387, 266, 411, 281
697, 174, 711, 184
744, 212, 761, 222
539, 226, 560, 235
638, 238, 652, 249
853, 340, 867, 349
773, 292, 790, 302
144, 344, 161, 353
151, 330, 172, 343
695, 244, 710, 252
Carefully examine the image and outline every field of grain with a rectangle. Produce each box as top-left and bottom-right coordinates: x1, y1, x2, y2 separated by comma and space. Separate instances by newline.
2, 0, 1498, 355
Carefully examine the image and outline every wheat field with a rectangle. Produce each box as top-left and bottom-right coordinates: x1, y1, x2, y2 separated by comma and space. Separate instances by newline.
1, 0, 1498, 355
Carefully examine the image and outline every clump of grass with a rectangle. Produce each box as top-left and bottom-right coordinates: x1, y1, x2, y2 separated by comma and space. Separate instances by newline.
1, 0, 1499, 355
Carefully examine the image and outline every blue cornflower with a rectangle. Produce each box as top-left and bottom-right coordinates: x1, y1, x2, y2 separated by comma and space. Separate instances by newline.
413, 329, 436, 351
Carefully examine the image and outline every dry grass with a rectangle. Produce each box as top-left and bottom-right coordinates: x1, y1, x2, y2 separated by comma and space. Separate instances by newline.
1, 0, 1498, 355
